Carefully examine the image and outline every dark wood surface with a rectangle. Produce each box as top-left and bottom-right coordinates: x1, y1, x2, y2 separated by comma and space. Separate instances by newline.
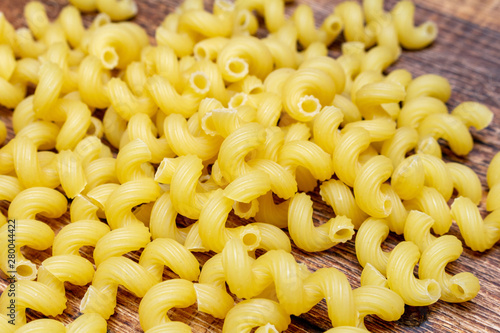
0, 0, 500, 332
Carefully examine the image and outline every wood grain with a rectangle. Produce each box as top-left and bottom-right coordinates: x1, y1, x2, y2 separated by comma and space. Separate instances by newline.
0, 0, 499, 332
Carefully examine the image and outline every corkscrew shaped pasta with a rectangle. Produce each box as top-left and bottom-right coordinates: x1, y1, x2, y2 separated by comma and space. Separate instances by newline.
0, 219, 53, 280
292, 4, 343, 47
451, 197, 500, 252
397, 96, 447, 128
487, 152, 500, 212
163, 113, 223, 161
95, 0, 137, 21
178, 0, 235, 38
387, 241, 441, 306
221, 238, 358, 326
0, 45, 26, 109
391, 0, 437, 49
155, 154, 213, 220
222, 299, 291, 333
0, 176, 23, 226
78, 55, 111, 109
355, 217, 391, 276
81, 238, 200, 319
380, 126, 419, 168
335, 1, 376, 48
236, 0, 286, 33
288, 192, 354, 252
312, 106, 344, 155
115, 139, 154, 184
106, 77, 157, 121
139, 279, 234, 332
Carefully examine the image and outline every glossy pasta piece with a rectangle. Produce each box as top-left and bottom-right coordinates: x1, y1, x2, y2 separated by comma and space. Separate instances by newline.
391, 0, 438, 49
403, 210, 436, 252
446, 162, 482, 205
333, 127, 371, 187
386, 241, 441, 306
355, 217, 390, 275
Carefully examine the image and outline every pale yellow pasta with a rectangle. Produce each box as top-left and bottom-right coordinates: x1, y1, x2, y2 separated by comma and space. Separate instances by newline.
282, 122, 310, 143
104, 179, 161, 229
293, 4, 342, 48
53, 219, 110, 258
24, 1, 50, 40
92, 223, 150, 266
32, 62, 63, 121
397, 96, 448, 128
354, 155, 393, 218
288, 192, 354, 252
335, 1, 376, 47
380, 127, 418, 168
88, 22, 148, 70
333, 127, 371, 187
418, 113, 473, 156
253, 126, 284, 162
451, 101, 494, 130
278, 139, 334, 181
236, 0, 285, 33
403, 210, 436, 253
78, 55, 111, 109
320, 179, 368, 229
116, 139, 154, 184
404, 186, 451, 235
361, 45, 398, 75
70, 194, 100, 222
0, 219, 54, 280
96, 0, 138, 21
194, 37, 229, 62
57, 150, 87, 198
139, 279, 233, 332
419, 235, 480, 302
0, 175, 23, 226
355, 217, 390, 275
155, 155, 212, 219
74, 135, 112, 167
391, 155, 424, 200
57, 5, 85, 48
222, 299, 290, 333
451, 197, 500, 252
353, 285, 405, 328
69, 0, 97, 12
155, 14, 195, 58
231, 8, 259, 37
446, 162, 482, 205
360, 263, 388, 288
202, 106, 255, 138
416, 135, 442, 158
282, 68, 336, 122
147, 72, 210, 118
13, 314, 107, 333
247, 159, 297, 199
198, 189, 262, 252
405, 74, 451, 103
386, 241, 441, 306
127, 113, 175, 163
487, 185, 500, 212
254, 191, 289, 229
391, 0, 437, 49
342, 118, 396, 142
221, 238, 358, 325
102, 106, 127, 148
217, 36, 274, 82
487, 153, 500, 210
262, 33, 297, 69
381, 183, 408, 235
54, 99, 93, 151
224, 170, 271, 203
331, 94, 362, 125
179, 0, 235, 38
11, 58, 41, 88
233, 199, 260, 219
107, 77, 157, 120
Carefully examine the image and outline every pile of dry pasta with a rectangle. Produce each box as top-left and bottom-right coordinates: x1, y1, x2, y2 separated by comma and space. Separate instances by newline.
0, 0, 499, 331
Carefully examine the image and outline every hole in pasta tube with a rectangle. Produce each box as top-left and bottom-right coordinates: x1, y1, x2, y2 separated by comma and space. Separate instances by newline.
101, 47, 119, 70
194, 45, 207, 60
256, 323, 279, 333
201, 112, 218, 136
189, 71, 210, 95
16, 263, 35, 279
323, 16, 342, 35
426, 280, 441, 299
451, 283, 465, 296
226, 57, 249, 80
383, 199, 392, 215
239, 226, 261, 251
237, 11, 250, 29
298, 95, 321, 117
229, 93, 248, 108
333, 228, 354, 241
423, 22, 438, 39
242, 232, 258, 247
94, 13, 111, 28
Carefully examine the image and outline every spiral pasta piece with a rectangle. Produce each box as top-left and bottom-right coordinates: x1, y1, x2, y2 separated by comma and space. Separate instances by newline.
0, 175, 23, 226
355, 217, 390, 275
391, 0, 437, 49
386, 241, 441, 306
289, 192, 354, 252
487, 152, 500, 211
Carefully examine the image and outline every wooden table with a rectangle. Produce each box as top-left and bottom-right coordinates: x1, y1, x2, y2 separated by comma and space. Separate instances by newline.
0, 0, 499, 332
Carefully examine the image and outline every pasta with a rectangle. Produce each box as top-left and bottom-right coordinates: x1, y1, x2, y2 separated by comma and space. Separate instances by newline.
0, 0, 498, 331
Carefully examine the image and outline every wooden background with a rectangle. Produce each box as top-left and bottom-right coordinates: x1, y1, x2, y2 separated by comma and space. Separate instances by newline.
1, 0, 500, 332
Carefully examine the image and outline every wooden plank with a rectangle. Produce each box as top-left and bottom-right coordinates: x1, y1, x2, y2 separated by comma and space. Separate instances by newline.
0, 0, 499, 333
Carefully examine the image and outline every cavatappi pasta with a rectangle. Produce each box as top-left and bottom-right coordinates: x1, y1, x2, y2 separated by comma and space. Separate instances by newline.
0, 0, 498, 332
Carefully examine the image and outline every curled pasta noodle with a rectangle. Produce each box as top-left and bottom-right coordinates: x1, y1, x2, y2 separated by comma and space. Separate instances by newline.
0, 219, 54, 280
155, 154, 212, 219
254, 191, 289, 229
386, 241, 441, 306
293, 4, 342, 47
236, 0, 285, 33
403, 210, 436, 252
104, 179, 161, 229
194, 37, 229, 62
96, 0, 138, 21
224, 170, 271, 204
221, 238, 358, 325
487, 152, 500, 211
353, 285, 405, 328
57, 150, 87, 198
282, 68, 336, 122
446, 162, 482, 205
397, 96, 448, 128
155, 14, 196, 58
451, 101, 493, 130
0, 175, 23, 226
198, 189, 262, 252
354, 155, 393, 218
9, 187, 67, 222
24, 1, 50, 40
289, 192, 354, 252
78, 55, 111, 109
53, 219, 110, 259
247, 158, 297, 199
312, 107, 343, 155
57, 5, 85, 48
88, 22, 148, 70
335, 1, 376, 47
149, 192, 193, 243
405, 74, 451, 103
217, 36, 274, 82
139, 279, 234, 332
107, 78, 157, 120
10, 313, 107, 333
419, 235, 480, 302
223, 298, 290, 333
450, 197, 500, 252
355, 217, 390, 275
380, 126, 418, 168
342, 118, 396, 142
116, 138, 154, 184
179, 0, 235, 38
278, 139, 334, 182
333, 127, 371, 187
404, 186, 451, 235
360, 263, 388, 288
391, 0, 437, 49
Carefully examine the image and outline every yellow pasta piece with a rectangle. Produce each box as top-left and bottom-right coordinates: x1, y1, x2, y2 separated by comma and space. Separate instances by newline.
96, 0, 137, 21
405, 74, 451, 103
391, 0, 437, 49
335, 1, 376, 47
386, 241, 441, 306
355, 217, 390, 275
446, 162, 482, 205
333, 127, 371, 187
289, 192, 354, 252
353, 285, 405, 328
